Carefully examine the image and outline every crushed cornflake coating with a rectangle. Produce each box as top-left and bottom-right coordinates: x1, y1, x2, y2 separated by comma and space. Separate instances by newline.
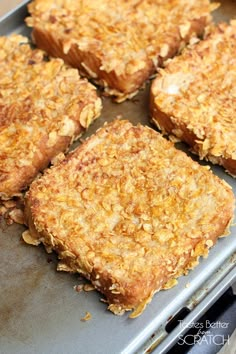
162, 278, 178, 290
26, 0, 217, 101
151, 21, 236, 177
51, 152, 66, 166
24, 120, 234, 317
0, 34, 102, 200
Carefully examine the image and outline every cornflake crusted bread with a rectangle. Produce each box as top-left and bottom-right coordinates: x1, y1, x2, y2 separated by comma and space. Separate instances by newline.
0, 34, 102, 200
23, 120, 235, 317
150, 21, 236, 177
26, 0, 217, 101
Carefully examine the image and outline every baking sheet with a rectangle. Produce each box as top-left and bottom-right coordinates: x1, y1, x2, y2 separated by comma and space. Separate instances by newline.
0, 1, 235, 354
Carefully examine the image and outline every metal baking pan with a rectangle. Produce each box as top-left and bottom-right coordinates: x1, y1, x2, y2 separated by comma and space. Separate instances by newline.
0, 1, 235, 353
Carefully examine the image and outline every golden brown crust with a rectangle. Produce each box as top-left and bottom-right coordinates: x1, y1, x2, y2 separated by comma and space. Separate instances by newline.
0, 34, 102, 200
23, 120, 235, 316
150, 21, 236, 177
29, 27, 155, 101
26, 0, 216, 101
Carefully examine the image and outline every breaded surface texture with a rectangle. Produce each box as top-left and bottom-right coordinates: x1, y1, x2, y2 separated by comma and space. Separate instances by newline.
26, 0, 216, 101
0, 34, 102, 200
24, 120, 234, 317
150, 21, 236, 177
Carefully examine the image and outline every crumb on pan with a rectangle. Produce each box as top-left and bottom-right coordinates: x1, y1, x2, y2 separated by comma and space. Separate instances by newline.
80, 312, 92, 322
8, 209, 24, 225
22, 230, 41, 246
83, 284, 95, 292
0, 197, 25, 224
74, 284, 84, 293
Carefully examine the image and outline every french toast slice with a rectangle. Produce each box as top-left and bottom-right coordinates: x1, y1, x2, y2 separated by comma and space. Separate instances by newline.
0, 34, 102, 200
26, 0, 217, 101
23, 120, 234, 317
150, 21, 236, 177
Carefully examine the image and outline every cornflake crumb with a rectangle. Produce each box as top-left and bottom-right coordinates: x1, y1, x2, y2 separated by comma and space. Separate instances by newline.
3, 200, 16, 208
185, 282, 191, 288
74, 284, 84, 293
0, 206, 7, 216
80, 312, 92, 322
51, 152, 66, 166
8, 208, 24, 224
83, 284, 95, 292
163, 278, 178, 290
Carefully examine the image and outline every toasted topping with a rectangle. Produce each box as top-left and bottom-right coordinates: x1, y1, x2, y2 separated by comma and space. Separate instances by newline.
162, 278, 178, 290
25, 120, 234, 315
129, 294, 153, 318
152, 22, 236, 163
27, 0, 216, 96
0, 34, 102, 198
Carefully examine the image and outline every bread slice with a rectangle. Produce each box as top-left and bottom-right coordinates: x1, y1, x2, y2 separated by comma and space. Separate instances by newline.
150, 21, 236, 177
23, 119, 234, 317
0, 34, 102, 200
26, 0, 217, 102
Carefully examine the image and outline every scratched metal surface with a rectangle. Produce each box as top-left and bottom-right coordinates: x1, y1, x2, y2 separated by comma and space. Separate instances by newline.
0, 1, 235, 354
